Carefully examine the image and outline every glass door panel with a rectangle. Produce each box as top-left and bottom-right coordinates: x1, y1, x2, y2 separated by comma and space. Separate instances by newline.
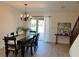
38, 20, 44, 33
30, 19, 37, 31
38, 20, 44, 41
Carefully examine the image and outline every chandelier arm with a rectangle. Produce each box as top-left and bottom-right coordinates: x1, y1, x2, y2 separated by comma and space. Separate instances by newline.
25, 4, 27, 15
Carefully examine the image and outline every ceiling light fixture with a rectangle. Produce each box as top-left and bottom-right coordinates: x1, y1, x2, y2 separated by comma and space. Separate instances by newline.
20, 4, 32, 21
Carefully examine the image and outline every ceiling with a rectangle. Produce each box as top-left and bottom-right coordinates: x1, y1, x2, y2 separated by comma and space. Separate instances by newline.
1, 1, 79, 15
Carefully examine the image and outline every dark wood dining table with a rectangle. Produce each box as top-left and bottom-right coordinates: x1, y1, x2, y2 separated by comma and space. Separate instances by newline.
16, 33, 35, 57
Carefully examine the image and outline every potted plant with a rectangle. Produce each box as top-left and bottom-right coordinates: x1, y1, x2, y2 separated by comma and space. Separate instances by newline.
16, 26, 30, 36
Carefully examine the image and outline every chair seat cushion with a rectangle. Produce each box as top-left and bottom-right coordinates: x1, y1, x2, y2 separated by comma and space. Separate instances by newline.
8, 41, 17, 44
8, 47, 16, 51
8, 45, 20, 51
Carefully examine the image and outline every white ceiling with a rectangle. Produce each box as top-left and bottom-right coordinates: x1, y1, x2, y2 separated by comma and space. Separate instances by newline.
1, 1, 79, 14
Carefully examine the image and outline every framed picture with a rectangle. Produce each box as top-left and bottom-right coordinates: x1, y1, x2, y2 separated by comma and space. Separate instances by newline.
57, 22, 71, 35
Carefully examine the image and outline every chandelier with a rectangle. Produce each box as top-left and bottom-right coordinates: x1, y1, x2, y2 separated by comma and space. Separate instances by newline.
20, 4, 32, 21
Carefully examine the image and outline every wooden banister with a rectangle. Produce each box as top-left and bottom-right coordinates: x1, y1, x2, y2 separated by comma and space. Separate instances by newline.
70, 16, 79, 47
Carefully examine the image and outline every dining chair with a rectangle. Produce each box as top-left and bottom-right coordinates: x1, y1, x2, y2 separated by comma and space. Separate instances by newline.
34, 33, 40, 48
25, 33, 40, 56
4, 36, 21, 57
24, 35, 36, 56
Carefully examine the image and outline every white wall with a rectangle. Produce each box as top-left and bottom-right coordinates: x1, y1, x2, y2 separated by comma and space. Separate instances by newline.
69, 34, 79, 57
0, 3, 22, 48
44, 12, 79, 44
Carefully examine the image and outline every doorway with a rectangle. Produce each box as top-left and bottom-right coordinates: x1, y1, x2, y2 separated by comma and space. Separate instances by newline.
30, 16, 45, 41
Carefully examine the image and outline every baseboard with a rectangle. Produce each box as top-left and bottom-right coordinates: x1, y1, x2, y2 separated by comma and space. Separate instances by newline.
45, 41, 69, 45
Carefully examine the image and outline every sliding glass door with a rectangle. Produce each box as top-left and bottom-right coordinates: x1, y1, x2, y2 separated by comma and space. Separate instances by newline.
30, 16, 45, 41
38, 20, 44, 41
30, 19, 37, 32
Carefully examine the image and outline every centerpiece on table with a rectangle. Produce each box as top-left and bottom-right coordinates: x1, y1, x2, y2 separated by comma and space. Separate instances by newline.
16, 26, 30, 36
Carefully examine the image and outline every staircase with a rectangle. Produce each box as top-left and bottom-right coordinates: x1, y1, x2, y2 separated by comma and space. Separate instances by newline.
70, 16, 79, 46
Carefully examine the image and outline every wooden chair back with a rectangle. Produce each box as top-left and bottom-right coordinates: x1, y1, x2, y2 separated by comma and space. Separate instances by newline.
4, 36, 17, 56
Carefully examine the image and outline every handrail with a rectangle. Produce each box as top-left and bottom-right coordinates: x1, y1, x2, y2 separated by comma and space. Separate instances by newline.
70, 16, 79, 46
71, 16, 79, 34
